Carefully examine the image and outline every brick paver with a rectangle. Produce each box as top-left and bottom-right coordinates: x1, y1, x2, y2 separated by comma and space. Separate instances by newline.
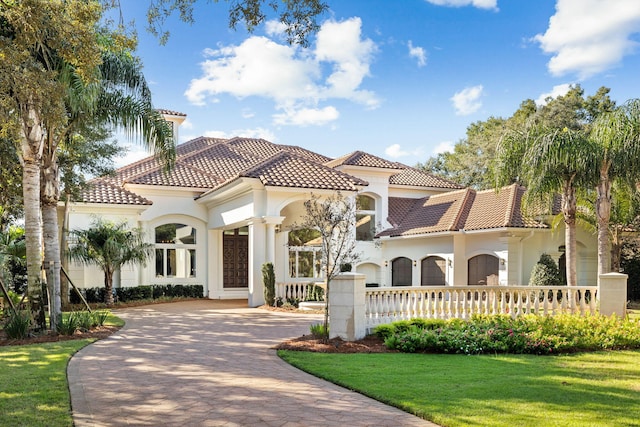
68, 300, 437, 426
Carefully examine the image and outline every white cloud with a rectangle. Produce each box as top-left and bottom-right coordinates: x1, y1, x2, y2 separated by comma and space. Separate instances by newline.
204, 127, 277, 141
535, 83, 573, 106
450, 85, 483, 115
534, 0, 640, 79
425, 0, 498, 10
384, 144, 425, 159
433, 141, 455, 154
185, 17, 379, 127
273, 106, 339, 126
408, 41, 427, 67
265, 20, 287, 37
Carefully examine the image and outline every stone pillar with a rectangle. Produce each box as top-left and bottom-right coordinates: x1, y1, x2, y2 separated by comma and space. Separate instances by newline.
329, 273, 366, 341
598, 272, 627, 317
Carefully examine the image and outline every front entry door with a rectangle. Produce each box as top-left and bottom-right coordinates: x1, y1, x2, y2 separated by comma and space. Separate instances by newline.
223, 227, 249, 289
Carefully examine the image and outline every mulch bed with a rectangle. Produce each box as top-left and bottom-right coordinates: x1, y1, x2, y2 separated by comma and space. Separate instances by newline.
0, 325, 121, 347
275, 333, 395, 353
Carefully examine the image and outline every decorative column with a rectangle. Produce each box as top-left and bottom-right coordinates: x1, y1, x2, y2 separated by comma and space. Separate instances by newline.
329, 272, 366, 341
598, 273, 627, 317
248, 221, 266, 307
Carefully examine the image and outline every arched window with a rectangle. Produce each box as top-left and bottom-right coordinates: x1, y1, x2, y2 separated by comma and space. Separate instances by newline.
356, 195, 376, 241
392, 257, 412, 286
468, 254, 499, 285
155, 223, 196, 278
421, 256, 446, 286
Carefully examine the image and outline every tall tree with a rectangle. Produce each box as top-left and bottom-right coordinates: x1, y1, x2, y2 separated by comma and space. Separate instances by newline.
588, 99, 640, 276
0, 0, 103, 329
68, 218, 153, 306
420, 100, 536, 189
497, 125, 593, 288
41, 47, 174, 324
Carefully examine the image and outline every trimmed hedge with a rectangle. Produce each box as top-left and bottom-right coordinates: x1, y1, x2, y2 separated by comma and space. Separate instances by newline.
70, 284, 204, 304
377, 313, 640, 355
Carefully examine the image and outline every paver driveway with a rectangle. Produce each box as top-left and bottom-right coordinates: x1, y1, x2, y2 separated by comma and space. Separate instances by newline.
68, 300, 436, 426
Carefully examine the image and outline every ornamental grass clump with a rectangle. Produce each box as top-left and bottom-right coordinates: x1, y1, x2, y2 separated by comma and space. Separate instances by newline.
378, 313, 640, 355
3, 310, 32, 339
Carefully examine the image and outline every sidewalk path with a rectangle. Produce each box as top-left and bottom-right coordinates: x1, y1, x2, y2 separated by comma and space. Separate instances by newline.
68, 300, 436, 426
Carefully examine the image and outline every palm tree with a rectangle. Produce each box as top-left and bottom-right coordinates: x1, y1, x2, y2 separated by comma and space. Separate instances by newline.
68, 218, 153, 306
41, 49, 174, 327
588, 99, 640, 277
0, 0, 104, 329
496, 125, 593, 288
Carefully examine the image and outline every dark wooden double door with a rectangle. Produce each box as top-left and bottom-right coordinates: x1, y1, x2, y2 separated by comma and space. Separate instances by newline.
223, 228, 248, 289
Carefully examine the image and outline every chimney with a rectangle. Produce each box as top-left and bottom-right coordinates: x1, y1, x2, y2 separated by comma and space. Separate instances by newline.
158, 109, 187, 144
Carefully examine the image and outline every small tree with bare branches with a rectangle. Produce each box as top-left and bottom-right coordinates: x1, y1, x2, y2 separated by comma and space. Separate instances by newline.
296, 192, 359, 341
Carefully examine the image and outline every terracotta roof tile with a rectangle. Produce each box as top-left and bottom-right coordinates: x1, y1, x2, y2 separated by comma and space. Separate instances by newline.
179, 143, 263, 182
379, 189, 470, 237
76, 180, 152, 205
326, 151, 403, 169
127, 161, 221, 188
157, 109, 187, 116
379, 185, 546, 237
463, 185, 546, 230
389, 167, 463, 189
241, 152, 368, 191
280, 144, 332, 163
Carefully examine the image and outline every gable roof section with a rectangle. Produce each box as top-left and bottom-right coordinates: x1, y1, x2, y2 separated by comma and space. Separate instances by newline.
379, 184, 546, 237
77, 180, 152, 205
326, 150, 403, 169
380, 189, 472, 237
127, 162, 221, 189
389, 166, 463, 190
239, 152, 368, 191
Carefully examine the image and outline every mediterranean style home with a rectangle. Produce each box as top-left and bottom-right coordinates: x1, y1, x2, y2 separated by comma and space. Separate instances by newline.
61, 111, 597, 306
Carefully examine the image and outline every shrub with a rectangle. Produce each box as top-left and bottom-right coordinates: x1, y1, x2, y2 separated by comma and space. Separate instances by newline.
72, 284, 204, 305
381, 314, 640, 355
310, 323, 328, 338
92, 310, 110, 327
304, 283, 324, 302
528, 253, 562, 286
3, 310, 31, 339
57, 312, 79, 336
74, 311, 94, 331
262, 262, 276, 306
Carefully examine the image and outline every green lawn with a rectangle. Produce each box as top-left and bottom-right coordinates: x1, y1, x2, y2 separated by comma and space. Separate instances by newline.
0, 312, 123, 427
279, 350, 640, 427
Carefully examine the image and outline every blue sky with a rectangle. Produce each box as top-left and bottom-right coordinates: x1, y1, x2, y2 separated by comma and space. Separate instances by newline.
114, 0, 640, 166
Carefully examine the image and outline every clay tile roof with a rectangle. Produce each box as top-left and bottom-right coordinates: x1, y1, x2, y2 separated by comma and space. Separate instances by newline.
157, 109, 187, 116
379, 185, 546, 237
76, 180, 152, 205
108, 156, 163, 186
225, 137, 283, 159
240, 152, 368, 191
326, 151, 403, 169
176, 136, 225, 155
180, 143, 262, 182
389, 166, 463, 189
127, 161, 221, 188
280, 144, 332, 163
379, 189, 472, 237
463, 185, 546, 230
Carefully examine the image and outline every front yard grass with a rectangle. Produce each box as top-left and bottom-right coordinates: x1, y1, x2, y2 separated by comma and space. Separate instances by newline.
279, 349, 640, 427
0, 312, 123, 427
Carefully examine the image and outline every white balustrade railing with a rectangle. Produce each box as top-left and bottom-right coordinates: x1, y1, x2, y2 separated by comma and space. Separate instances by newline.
276, 281, 326, 302
365, 285, 598, 330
